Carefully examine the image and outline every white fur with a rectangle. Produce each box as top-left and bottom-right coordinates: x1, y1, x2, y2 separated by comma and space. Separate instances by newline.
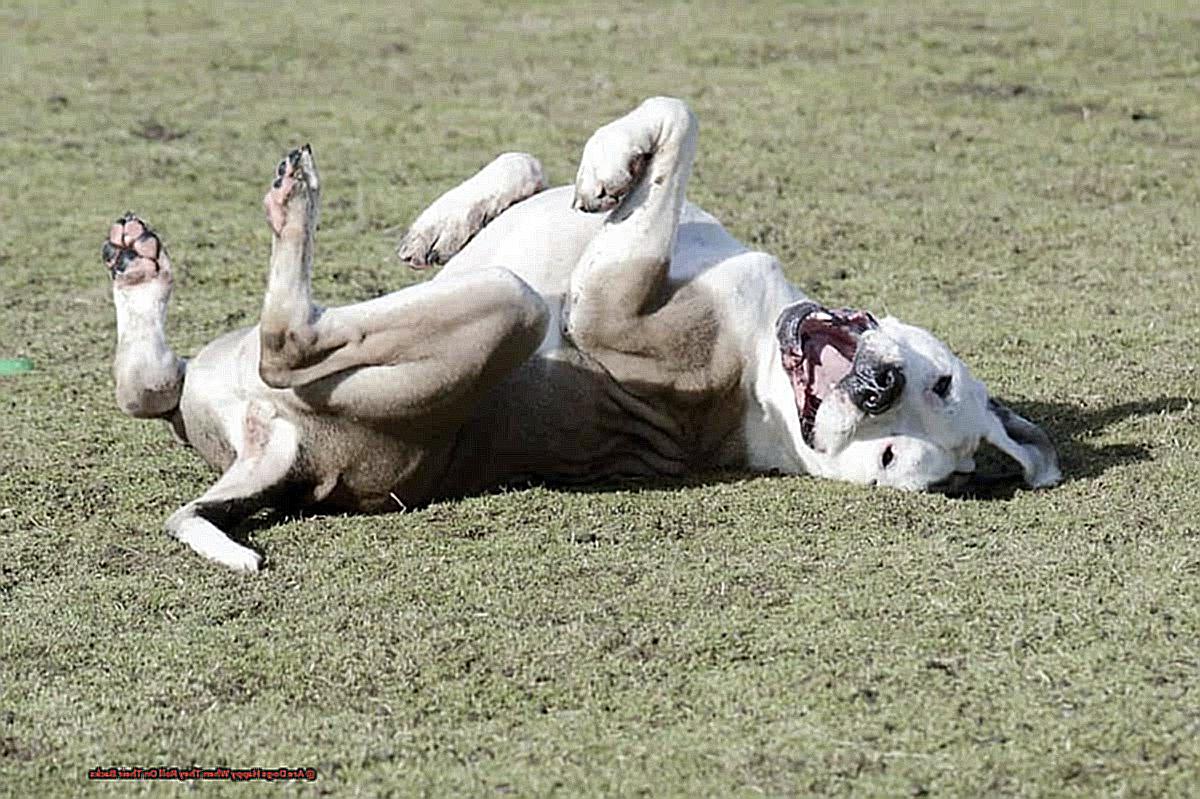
170, 516, 263, 573
756, 315, 1059, 489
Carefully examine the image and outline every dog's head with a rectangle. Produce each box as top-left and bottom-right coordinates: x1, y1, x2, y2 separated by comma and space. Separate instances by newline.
776, 300, 1060, 492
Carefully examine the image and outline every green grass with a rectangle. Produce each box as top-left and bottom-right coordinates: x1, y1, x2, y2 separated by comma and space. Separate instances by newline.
2, 0, 1199, 795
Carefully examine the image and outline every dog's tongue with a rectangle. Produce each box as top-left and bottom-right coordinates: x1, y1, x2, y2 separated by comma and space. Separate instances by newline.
808, 340, 854, 399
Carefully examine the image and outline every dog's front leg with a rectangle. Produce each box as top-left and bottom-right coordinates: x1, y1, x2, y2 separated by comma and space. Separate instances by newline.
396, 152, 545, 269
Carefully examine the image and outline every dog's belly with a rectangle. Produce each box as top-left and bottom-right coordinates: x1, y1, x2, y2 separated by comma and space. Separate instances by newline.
173, 186, 770, 507
291, 416, 451, 512
437, 346, 745, 496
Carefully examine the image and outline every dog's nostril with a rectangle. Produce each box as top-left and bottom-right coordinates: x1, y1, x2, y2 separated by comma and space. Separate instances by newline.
852, 364, 905, 414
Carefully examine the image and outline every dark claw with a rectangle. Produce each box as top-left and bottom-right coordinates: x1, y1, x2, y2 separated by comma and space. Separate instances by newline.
272, 177, 283, 189
277, 160, 286, 177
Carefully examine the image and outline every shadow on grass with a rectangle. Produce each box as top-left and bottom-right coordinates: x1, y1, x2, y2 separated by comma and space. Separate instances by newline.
945, 395, 1187, 500
1020, 396, 1186, 474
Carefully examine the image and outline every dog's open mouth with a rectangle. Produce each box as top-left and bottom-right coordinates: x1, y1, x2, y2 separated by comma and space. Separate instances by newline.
778, 304, 878, 448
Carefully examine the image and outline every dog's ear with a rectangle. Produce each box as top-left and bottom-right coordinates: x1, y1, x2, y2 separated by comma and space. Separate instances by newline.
984, 398, 1061, 488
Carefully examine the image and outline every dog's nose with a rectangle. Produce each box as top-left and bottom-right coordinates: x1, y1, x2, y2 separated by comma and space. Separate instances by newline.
850, 364, 905, 415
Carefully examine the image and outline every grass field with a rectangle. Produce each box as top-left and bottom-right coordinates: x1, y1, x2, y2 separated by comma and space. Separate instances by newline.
2, 1, 1199, 795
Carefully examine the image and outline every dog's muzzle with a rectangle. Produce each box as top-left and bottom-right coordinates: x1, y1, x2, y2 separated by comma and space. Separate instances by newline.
847, 362, 905, 415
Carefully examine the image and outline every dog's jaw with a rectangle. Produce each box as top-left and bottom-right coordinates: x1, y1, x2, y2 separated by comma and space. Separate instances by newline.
742, 317, 843, 479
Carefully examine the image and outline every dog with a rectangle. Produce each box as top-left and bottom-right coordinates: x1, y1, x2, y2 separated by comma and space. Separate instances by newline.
103, 97, 1060, 573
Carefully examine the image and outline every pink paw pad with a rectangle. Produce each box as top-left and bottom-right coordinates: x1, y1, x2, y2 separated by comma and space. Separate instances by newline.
101, 213, 168, 285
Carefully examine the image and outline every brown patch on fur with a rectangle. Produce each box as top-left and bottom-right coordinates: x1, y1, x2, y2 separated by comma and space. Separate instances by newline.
568, 260, 739, 396
429, 274, 750, 497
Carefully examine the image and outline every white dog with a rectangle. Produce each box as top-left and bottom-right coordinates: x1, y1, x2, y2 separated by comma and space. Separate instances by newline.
103, 97, 1060, 572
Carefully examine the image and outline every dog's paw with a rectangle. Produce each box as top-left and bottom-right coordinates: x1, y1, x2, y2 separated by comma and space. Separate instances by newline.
572, 123, 650, 214
397, 152, 545, 269
102, 214, 172, 290
171, 516, 265, 574
396, 205, 485, 269
196, 534, 263, 574
573, 97, 695, 214
264, 144, 320, 236
219, 545, 264, 574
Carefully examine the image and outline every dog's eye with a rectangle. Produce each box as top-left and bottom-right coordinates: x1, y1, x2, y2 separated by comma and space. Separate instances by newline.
881, 444, 895, 469
932, 375, 952, 398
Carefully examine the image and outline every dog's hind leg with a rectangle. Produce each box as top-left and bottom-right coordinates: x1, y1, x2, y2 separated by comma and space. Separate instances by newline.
165, 401, 298, 573
396, 152, 545, 268
102, 215, 185, 419
257, 146, 548, 424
